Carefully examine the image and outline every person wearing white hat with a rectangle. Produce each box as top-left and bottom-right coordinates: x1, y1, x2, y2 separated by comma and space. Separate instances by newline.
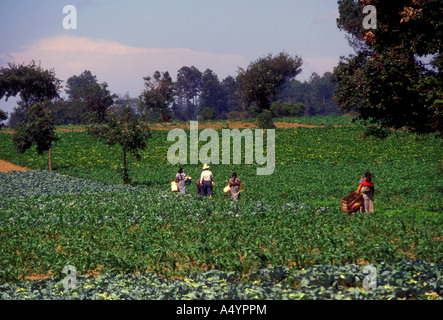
199, 164, 214, 198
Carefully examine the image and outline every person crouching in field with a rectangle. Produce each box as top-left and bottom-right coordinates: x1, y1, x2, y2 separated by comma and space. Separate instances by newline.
356, 172, 375, 213
199, 164, 214, 198
228, 172, 245, 201
175, 167, 187, 194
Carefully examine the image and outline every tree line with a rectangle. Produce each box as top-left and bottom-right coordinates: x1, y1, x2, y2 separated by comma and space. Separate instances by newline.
1, 53, 340, 129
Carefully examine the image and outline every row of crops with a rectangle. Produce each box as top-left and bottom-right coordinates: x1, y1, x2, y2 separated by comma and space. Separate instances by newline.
0, 169, 441, 300
0, 117, 442, 300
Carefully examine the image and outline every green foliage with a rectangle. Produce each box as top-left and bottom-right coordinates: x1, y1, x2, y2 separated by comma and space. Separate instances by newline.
237, 52, 303, 112
0, 118, 442, 299
140, 71, 174, 122
63, 70, 116, 124
0, 109, 7, 128
0, 261, 441, 300
87, 106, 151, 184
200, 107, 216, 121
335, 0, 443, 134
256, 110, 275, 129
0, 60, 61, 109
271, 101, 305, 117
11, 103, 58, 170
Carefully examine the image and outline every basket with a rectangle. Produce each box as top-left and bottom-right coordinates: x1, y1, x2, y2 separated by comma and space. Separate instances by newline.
223, 185, 231, 194
171, 181, 178, 192
340, 191, 363, 214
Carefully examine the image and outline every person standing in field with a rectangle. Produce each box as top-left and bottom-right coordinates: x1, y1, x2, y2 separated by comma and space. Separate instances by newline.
175, 167, 187, 194
356, 171, 375, 213
199, 164, 214, 198
228, 172, 245, 201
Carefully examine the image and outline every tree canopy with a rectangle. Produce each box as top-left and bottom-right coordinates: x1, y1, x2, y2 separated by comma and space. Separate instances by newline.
139, 71, 174, 123
11, 102, 59, 170
334, 0, 443, 134
0, 61, 61, 112
88, 106, 151, 184
237, 52, 303, 112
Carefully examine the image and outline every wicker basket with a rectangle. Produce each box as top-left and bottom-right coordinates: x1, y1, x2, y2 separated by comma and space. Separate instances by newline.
340, 191, 363, 214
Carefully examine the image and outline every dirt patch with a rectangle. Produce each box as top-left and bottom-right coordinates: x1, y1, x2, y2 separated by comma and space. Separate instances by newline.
0, 159, 31, 173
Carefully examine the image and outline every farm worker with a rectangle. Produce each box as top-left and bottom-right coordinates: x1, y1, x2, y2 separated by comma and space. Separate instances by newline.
356, 171, 375, 213
199, 164, 214, 198
228, 172, 245, 201
175, 167, 187, 194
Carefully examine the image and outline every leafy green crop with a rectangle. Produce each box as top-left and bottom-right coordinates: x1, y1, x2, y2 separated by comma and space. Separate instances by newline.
0, 117, 441, 300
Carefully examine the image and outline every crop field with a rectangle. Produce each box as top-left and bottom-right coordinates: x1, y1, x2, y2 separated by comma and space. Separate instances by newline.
0, 116, 442, 300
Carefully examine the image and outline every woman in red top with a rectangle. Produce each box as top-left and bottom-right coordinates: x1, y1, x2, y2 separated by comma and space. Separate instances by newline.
228, 172, 245, 201
356, 172, 375, 213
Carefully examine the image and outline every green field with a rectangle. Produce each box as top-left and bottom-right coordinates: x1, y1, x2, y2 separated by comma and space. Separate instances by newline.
0, 116, 442, 300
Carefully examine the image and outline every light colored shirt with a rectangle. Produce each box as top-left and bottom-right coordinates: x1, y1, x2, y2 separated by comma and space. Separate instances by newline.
200, 170, 213, 182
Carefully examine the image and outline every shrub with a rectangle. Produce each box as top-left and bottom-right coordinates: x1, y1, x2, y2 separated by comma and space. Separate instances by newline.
271, 101, 305, 117
200, 107, 216, 121
256, 109, 275, 129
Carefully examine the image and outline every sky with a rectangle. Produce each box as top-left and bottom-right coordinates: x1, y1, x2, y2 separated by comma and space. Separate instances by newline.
0, 0, 354, 117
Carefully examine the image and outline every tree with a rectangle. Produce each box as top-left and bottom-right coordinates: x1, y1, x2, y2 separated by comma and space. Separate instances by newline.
237, 52, 303, 112
220, 76, 240, 115
11, 102, 59, 171
65, 70, 116, 123
200, 107, 216, 121
140, 71, 174, 123
0, 60, 61, 117
87, 106, 151, 184
199, 69, 224, 117
0, 109, 7, 129
334, 0, 443, 134
175, 66, 202, 121
0, 61, 61, 127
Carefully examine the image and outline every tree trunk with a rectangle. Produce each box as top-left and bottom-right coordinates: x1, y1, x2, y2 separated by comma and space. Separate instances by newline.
122, 148, 130, 184
48, 145, 53, 171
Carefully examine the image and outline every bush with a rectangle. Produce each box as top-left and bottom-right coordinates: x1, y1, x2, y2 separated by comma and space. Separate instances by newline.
271, 101, 305, 117
227, 111, 248, 120
256, 109, 275, 129
200, 107, 216, 121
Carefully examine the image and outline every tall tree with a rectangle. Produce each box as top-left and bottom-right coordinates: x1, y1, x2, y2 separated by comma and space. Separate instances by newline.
334, 0, 443, 134
220, 75, 240, 115
65, 70, 116, 123
199, 69, 224, 117
12, 102, 59, 171
140, 71, 174, 123
0, 61, 61, 117
175, 66, 202, 121
237, 52, 303, 112
88, 106, 151, 184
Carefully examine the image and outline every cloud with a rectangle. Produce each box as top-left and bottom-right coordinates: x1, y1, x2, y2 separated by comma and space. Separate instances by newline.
0, 35, 248, 97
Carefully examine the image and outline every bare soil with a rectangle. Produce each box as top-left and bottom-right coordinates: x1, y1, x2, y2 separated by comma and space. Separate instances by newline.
0, 159, 31, 173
